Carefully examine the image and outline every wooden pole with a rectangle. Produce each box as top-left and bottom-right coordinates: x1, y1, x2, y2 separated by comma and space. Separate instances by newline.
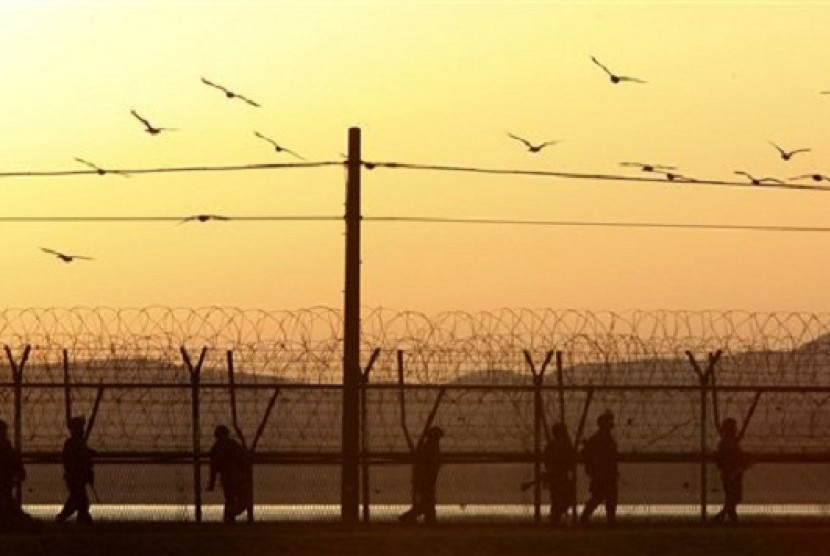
342, 126, 363, 524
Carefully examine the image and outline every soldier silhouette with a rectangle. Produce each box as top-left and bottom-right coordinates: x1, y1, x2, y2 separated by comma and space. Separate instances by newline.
399, 426, 444, 525
207, 425, 251, 524
56, 416, 95, 524
0, 419, 32, 527
544, 422, 576, 526
713, 417, 749, 524
580, 410, 619, 526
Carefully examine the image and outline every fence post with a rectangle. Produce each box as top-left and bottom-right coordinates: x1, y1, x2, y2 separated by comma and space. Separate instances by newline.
360, 348, 380, 523
573, 388, 594, 524
225, 349, 254, 523
182, 346, 207, 523
524, 350, 553, 524
62, 348, 72, 426
4, 344, 30, 507
685, 350, 722, 524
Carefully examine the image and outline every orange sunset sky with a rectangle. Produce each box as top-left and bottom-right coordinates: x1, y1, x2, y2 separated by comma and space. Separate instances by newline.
1, 1, 830, 313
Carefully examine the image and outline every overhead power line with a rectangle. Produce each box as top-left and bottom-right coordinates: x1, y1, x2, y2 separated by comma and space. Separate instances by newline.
8, 214, 830, 234
369, 161, 830, 192
0, 216, 340, 223
0, 161, 343, 178
365, 216, 830, 234
1, 158, 827, 193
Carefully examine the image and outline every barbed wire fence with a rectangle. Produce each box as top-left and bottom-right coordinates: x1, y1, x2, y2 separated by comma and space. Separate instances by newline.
4, 128, 830, 522
2, 307, 830, 522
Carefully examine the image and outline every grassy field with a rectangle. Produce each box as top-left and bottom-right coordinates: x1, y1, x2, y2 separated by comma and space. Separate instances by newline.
2, 523, 830, 555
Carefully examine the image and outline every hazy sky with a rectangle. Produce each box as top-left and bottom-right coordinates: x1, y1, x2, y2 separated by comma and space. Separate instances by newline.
2, 1, 829, 313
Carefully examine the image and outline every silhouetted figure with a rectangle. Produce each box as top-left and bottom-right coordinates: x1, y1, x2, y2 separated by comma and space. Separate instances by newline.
713, 418, 749, 524
56, 416, 94, 524
544, 422, 576, 526
207, 425, 251, 524
0, 419, 32, 528
399, 426, 444, 525
580, 411, 618, 526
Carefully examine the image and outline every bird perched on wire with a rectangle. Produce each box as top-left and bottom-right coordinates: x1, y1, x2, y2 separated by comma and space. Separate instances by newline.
654, 170, 694, 182
734, 171, 784, 185
768, 141, 810, 161
178, 214, 231, 224
74, 158, 130, 177
200, 78, 260, 107
591, 56, 646, 84
791, 173, 830, 183
40, 247, 94, 263
620, 162, 677, 173
507, 133, 560, 153
254, 131, 305, 160
130, 110, 177, 135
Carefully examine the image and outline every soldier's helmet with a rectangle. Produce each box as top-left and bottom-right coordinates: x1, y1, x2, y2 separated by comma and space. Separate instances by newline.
721, 417, 738, 437
68, 416, 86, 433
214, 425, 230, 440
597, 410, 615, 430
427, 426, 444, 440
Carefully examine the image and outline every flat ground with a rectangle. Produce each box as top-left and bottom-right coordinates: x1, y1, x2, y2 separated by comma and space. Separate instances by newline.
2, 523, 830, 556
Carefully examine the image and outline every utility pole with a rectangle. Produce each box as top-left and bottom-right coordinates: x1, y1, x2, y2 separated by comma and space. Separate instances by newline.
342, 127, 362, 523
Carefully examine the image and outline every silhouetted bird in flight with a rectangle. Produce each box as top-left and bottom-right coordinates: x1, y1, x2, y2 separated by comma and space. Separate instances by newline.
735, 171, 784, 185
791, 173, 830, 183
201, 78, 260, 107
507, 133, 560, 153
620, 162, 677, 173
254, 131, 305, 160
179, 214, 231, 224
130, 110, 177, 135
769, 141, 810, 161
591, 56, 646, 84
74, 158, 130, 177
40, 247, 93, 263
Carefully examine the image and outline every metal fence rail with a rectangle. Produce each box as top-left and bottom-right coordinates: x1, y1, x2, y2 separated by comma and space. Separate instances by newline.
3, 307, 830, 523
